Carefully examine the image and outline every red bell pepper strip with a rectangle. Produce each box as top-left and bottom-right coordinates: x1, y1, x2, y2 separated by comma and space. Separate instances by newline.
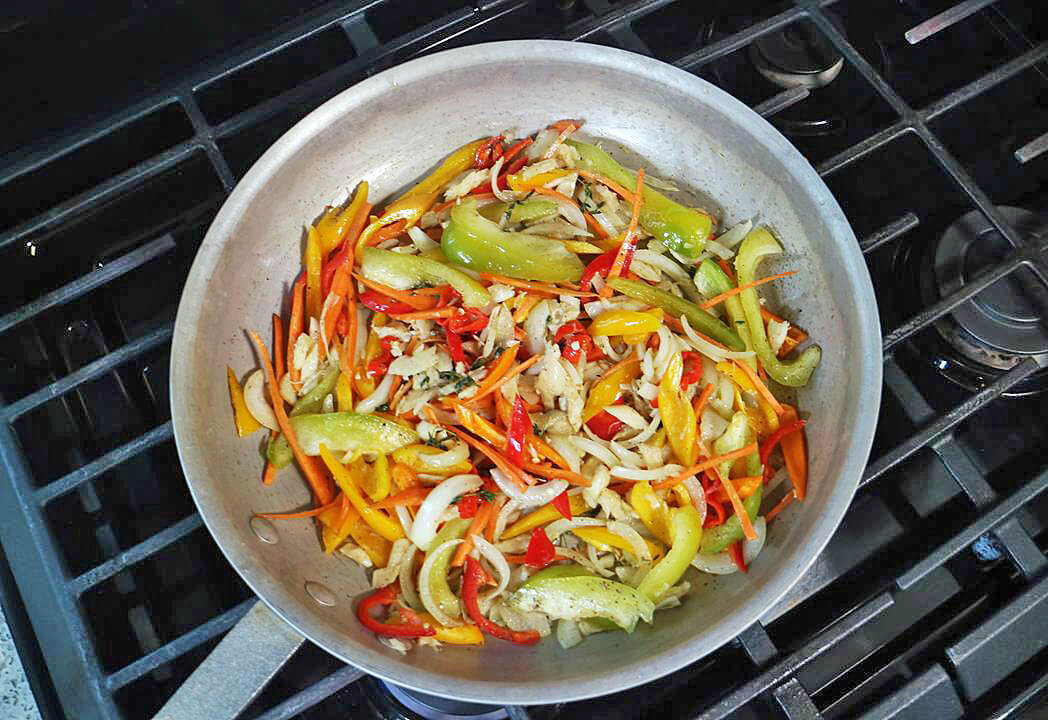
579, 249, 618, 292
463, 556, 541, 644
445, 328, 466, 366
553, 321, 587, 343
445, 307, 489, 335
586, 410, 625, 441
551, 489, 572, 520
506, 395, 529, 467
524, 527, 556, 569
356, 585, 435, 638
680, 351, 704, 389
474, 135, 504, 169
728, 540, 748, 573
502, 138, 533, 164
759, 419, 807, 481
456, 493, 483, 519
359, 289, 416, 314
368, 349, 393, 378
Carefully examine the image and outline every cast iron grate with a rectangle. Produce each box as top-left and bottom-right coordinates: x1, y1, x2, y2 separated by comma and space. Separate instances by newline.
0, 0, 1046, 718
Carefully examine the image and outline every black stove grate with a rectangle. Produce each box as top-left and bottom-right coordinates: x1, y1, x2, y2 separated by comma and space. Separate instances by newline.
1, 1, 1046, 719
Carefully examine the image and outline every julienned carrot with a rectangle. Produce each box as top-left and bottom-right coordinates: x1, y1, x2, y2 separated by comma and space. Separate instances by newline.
371, 486, 431, 510
525, 433, 573, 472
343, 299, 358, 385
262, 459, 277, 486
251, 331, 335, 505
255, 492, 343, 519
287, 276, 306, 384
477, 273, 594, 297
693, 382, 714, 417
450, 427, 529, 491
591, 355, 640, 391
602, 168, 644, 298
765, 489, 796, 522
452, 501, 494, 567
502, 137, 533, 163
584, 212, 610, 240
389, 307, 457, 321
486, 497, 504, 542
467, 352, 542, 405
322, 295, 345, 350
529, 186, 579, 208
353, 273, 435, 310
653, 443, 759, 490
734, 358, 785, 416
780, 405, 808, 500
522, 462, 589, 486
367, 219, 408, 248
577, 170, 636, 204
716, 468, 757, 541
698, 271, 798, 310
272, 314, 285, 381
464, 343, 518, 402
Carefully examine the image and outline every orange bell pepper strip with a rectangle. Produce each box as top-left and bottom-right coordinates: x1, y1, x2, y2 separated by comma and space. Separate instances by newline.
780, 405, 808, 500
305, 226, 324, 321
287, 276, 306, 385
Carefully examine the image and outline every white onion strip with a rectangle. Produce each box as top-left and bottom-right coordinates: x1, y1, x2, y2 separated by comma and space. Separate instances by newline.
394, 505, 414, 537
610, 465, 684, 482
606, 521, 652, 568
398, 546, 422, 611
243, 370, 279, 431
493, 499, 520, 542
571, 437, 620, 469
409, 474, 482, 550
472, 536, 511, 602
691, 517, 766, 574
680, 315, 756, 362
545, 517, 605, 541
491, 156, 515, 202
418, 539, 463, 626
621, 409, 662, 449
355, 372, 395, 414
679, 473, 708, 528
604, 405, 647, 430
416, 442, 469, 470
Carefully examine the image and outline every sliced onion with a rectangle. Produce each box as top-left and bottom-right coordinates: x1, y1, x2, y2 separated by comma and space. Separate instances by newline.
557, 546, 614, 577
472, 536, 511, 602
610, 464, 684, 482
490, 470, 568, 508
493, 499, 521, 542
571, 437, 620, 469
520, 220, 592, 237
545, 516, 605, 541
556, 619, 584, 649
604, 405, 647, 430
606, 521, 652, 568
591, 211, 619, 238
527, 131, 558, 161
550, 195, 587, 230
545, 434, 581, 473
279, 372, 297, 405
409, 474, 483, 550
700, 406, 729, 446
768, 318, 789, 354
679, 473, 708, 528
593, 335, 621, 361
398, 545, 422, 611
242, 370, 279, 431
704, 239, 734, 260
680, 315, 756, 362
491, 156, 515, 202
408, 226, 438, 252
355, 372, 395, 414
691, 517, 766, 575
632, 249, 690, 283
418, 538, 463, 625
543, 123, 578, 160
715, 220, 752, 250
395, 505, 414, 537
416, 441, 469, 470
609, 440, 643, 468
524, 299, 550, 356
621, 408, 662, 449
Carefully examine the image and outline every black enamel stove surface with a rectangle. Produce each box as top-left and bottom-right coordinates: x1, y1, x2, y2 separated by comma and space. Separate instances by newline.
0, 1, 1046, 719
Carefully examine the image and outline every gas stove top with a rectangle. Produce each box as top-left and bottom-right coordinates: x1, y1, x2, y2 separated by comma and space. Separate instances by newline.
0, 1, 1046, 719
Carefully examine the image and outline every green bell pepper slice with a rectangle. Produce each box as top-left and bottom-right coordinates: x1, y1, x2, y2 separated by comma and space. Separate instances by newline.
714, 411, 761, 480
424, 517, 471, 622
636, 505, 702, 603
522, 564, 595, 584
267, 412, 417, 467
441, 199, 584, 284
360, 247, 491, 308
569, 140, 712, 261
508, 574, 655, 633
701, 484, 763, 554
478, 198, 558, 225
606, 277, 745, 351
734, 228, 821, 387
694, 260, 756, 369
266, 366, 342, 467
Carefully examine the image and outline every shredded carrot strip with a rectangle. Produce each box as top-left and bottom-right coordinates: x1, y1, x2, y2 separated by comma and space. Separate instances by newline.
477, 273, 594, 297
322, 295, 345, 350
584, 212, 609, 239
693, 382, 715, 417
389, 307, 457, 321
526, 433, 572, 472
765, 490, 797, 522
450, 428, 529, 491
353, 273, 435, 310
653, 443, 759, 490
467, 352, 542, 405
577, 170, 636, 204
464, 343, 518, 402
602, 168, 645, 298
486, 497, 504, 542
699, 271, 798, 310
371, 486, 430, 510
255, 493, 343, 519
528, 186, 579, 208
343, 299, 357, 382
272, 314, 285, 382
716, 469, 757, 540
452, 501, 494, 567
512, 294, 542, 324
250, 332, 335, 505
367, 219, 408, 247
591, 355, 641, 391
522, 462, 589, 486
262, 458, 277, 486
734, 358, 785, 415
287, 277, 306, 385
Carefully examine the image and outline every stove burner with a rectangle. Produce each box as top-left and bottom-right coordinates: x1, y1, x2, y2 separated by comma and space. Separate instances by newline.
934, 207, 1048, 369
370, 679, 508, 720
750, 19, 844, 90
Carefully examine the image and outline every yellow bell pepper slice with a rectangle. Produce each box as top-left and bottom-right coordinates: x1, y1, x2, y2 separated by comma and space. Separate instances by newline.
360, 453, 391, 502
391, 444, 472, 477
582, 358, 641, 423
659, 353, 698, 466
669, 483, 691, 508
415, 611, 485, 645
353, 324, 386, 397
314, 181, 369, 255
628, 481, 673, 545
562, 240, 604, 254
716, 362, 779, 435
590, 308, 663, 337
305, 225, 324, 321
317, 503, 391, 565
571, 526, 664, 563
506, 169, 570, 191
501, 494, 589, 539
319, 445, 404, 542
336, 372, 353, 412
226, 367, 261, 437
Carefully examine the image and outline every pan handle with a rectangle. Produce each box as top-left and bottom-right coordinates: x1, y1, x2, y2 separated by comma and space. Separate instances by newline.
152, 600, 305, 720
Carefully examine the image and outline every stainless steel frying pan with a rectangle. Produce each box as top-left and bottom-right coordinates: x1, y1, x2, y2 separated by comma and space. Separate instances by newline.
161, 39, 881, 719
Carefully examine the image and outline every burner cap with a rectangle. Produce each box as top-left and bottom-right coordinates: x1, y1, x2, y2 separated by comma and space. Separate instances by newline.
934, 207, 1048, 367
751, 18, 844, 89
381, 681, 507, 719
